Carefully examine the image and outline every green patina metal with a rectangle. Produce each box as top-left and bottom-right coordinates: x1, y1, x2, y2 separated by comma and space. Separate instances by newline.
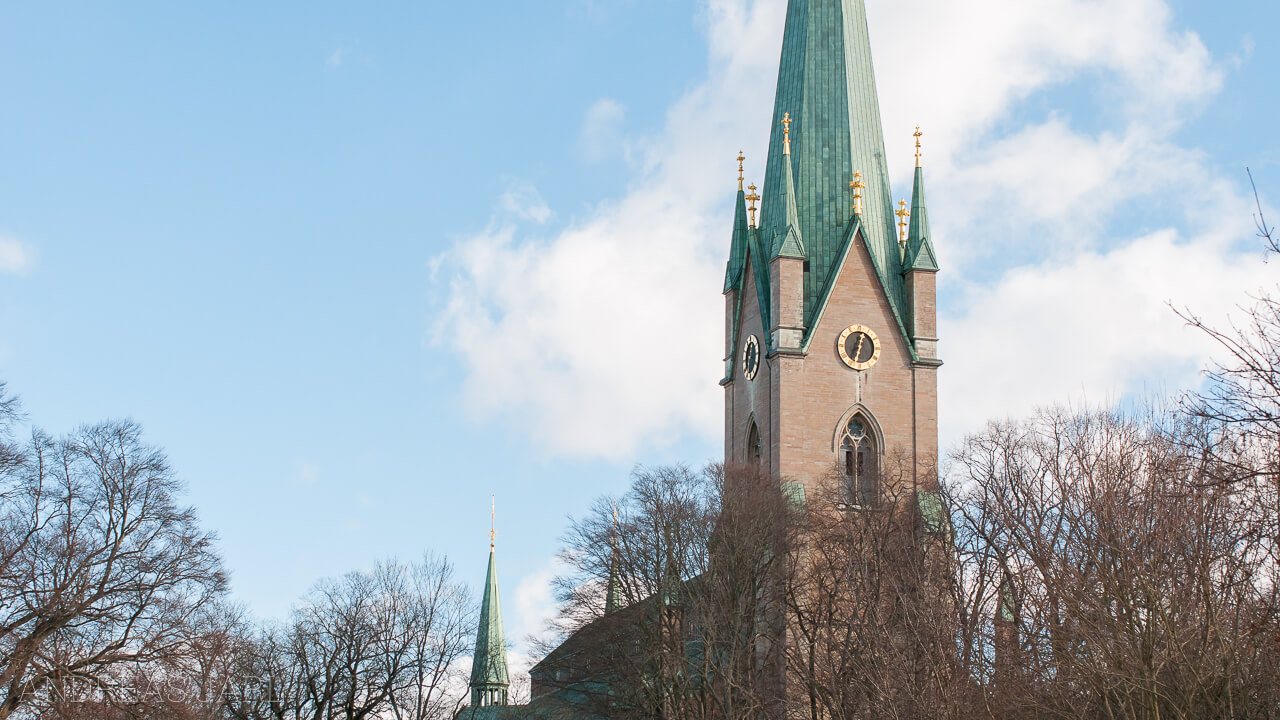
998, 574, 1018, 623
774, 140, 807, 261
723, 189, 750, 294
782, 481, 808, 512
760, 0, 902, 328
915, 490, 949, 538
604, 549, 623, 615
724, 0, 936, 366
905, 166, 939, 272
470, 548, 510, 707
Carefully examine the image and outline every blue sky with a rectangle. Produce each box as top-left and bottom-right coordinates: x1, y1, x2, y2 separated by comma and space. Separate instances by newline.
1, 0, 1278, 674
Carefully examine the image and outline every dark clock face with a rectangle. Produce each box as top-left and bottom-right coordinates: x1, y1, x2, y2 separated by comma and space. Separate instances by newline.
743, 335, 761, 381
844, 332, 875, 365
837, 325, 881, 371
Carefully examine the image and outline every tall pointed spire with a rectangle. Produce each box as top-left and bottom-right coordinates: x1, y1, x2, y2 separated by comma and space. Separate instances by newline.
760, 0, 902, 323
605, 504, 623, 614
776, 113, 806, 260
469, 499, 510, 708
905, 128, 939, 272
724, 155, 752, 293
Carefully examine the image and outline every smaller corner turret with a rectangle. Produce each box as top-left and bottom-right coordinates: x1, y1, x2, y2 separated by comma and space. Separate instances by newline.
724, 152, 751, 295
770, 112, 806, 355
723, 153, 755, 384
903, 127, 940, 365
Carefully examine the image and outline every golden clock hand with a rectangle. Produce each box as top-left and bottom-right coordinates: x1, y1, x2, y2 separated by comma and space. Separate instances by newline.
854, 334, 866, 363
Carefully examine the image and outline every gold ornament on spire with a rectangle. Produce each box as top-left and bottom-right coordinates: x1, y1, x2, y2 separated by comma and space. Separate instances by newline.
896, 199, 911, 245
914, 126, 923, 168
746, 183, 761, 228
490, 495, 496, 549
782, 112, 792, 155
850, 172, 866, 217
737, 151, 746, 191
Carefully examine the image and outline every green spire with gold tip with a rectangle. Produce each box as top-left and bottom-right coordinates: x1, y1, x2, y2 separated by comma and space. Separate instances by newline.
776, 112, 807, 260
724, 152, 752, 292
904, 127, 939, 272
469, 498, 509, 708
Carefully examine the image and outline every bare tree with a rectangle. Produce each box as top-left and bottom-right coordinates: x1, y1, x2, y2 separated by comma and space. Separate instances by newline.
783, 453, 963, 720
0, 415, 227, 720
1178, 171, 1280, 475
40, 602, 250, 720
947, 406, 1280, 719
224, 555, 472, 720
537, 464, 719, 720
535, 463, 797, 720
385, 556, 474, 720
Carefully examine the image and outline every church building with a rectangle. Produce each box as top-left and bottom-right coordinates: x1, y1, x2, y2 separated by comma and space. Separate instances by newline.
722, 0, 940, 502
457, 0, 942, 716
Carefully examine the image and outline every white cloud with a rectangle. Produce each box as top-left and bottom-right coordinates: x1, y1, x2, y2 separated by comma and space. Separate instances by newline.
0, 235, 33, 275
579, 99, 626, 163
434, 0, 1260, 460
328, 49, 344, 67
498, 180, 553, 225
940, 228, 1271, 440
511, 560, 561, 649
433, 1, 780, 460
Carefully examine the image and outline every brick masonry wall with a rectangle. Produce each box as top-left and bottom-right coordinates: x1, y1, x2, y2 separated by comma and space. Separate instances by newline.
727, 253, 774, 469
726, 228, 940, 496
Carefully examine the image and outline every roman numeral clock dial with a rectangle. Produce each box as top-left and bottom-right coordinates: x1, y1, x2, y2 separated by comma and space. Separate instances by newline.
838, 325, 881, 371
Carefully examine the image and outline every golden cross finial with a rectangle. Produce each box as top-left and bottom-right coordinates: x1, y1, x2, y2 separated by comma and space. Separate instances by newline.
896, 199, 911, 245
782, 112, 792, 155
737, 151, 745, 191
850, 172, 866, 217
746, 183, 760, 228
490, 495, 496, 549
913, 126, 923, 168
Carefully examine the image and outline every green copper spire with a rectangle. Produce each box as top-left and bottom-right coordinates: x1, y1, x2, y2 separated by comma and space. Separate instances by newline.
605, 550, 623, 614
469, 508, 509, 708
759, 0, 905, 330
605, 506, 624, 614
724, 185, 750, 293
998, 572, 1018, 624
775, 114, 807, 261
904, 131, 939, 272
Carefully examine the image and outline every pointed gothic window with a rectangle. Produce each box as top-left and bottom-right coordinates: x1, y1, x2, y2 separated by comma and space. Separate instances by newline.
840, 415, 878, 507
747, 422, 762, 466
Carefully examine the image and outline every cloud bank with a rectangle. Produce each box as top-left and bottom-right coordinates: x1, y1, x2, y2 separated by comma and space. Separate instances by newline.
434, 0, 1266, 460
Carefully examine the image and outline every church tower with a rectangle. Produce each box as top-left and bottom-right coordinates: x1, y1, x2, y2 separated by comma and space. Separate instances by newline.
468, 502, 510, 709
722, 0, 941, 502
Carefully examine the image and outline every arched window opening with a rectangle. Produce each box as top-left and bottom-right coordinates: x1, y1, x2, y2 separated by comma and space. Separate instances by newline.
840, 415, 878, 507
747, 422, 762, 466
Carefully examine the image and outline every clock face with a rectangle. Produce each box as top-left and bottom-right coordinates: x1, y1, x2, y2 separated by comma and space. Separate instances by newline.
743, 335, 761, 381
838, 325, 881, 371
